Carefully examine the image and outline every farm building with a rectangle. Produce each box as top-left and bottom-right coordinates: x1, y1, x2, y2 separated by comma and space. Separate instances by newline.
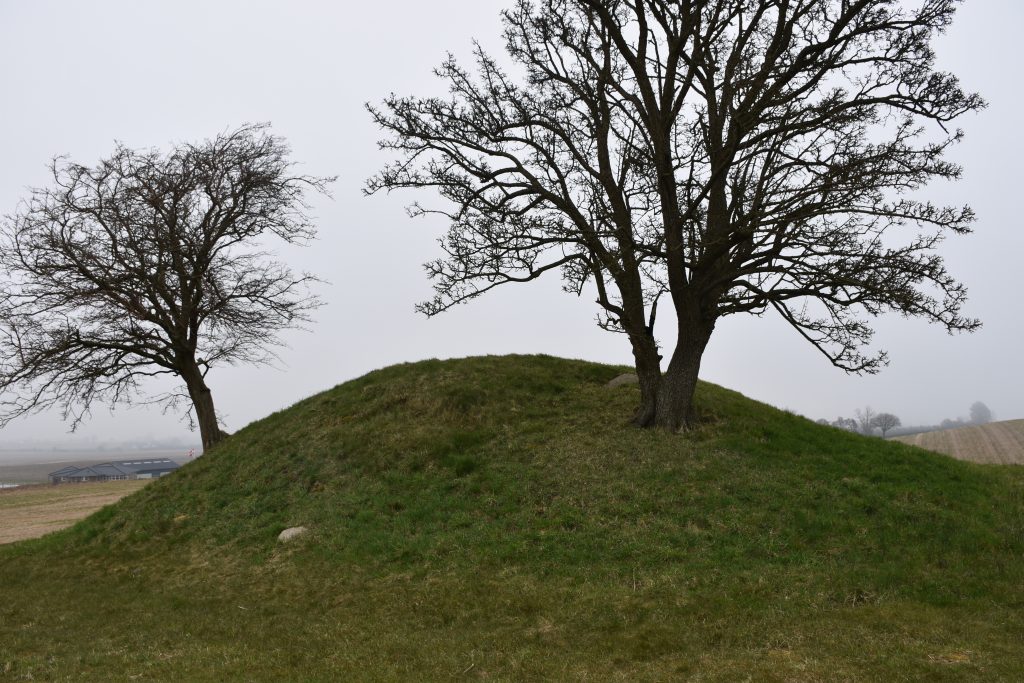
48, 459, 180, 485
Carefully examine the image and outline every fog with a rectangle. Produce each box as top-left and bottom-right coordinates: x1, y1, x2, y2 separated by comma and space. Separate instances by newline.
0, 1, 1020, 447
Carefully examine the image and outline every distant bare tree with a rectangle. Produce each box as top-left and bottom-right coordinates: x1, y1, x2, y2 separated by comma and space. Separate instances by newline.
871, 412, 901, 438
856, 407, 877, 436
969, 401, 992, 425
831, 417, 858, 432
368, 0, 983, 431
0, 124, 333, 449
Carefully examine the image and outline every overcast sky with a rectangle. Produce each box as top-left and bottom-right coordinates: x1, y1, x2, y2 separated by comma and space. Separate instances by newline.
0, 0, 1021, 447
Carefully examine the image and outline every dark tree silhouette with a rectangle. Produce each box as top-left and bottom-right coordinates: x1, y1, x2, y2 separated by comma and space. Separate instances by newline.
969, 401, 992, 425
368, 0, 983, 430
871, 412, 901, 437
0, 124, 332, 449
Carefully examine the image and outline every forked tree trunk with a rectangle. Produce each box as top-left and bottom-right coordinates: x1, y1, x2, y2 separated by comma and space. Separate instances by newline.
629, 304, 716, 431
181, 363, 228, 450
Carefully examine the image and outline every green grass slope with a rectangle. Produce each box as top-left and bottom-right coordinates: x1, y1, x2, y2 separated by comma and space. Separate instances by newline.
1, 355, 1022, 681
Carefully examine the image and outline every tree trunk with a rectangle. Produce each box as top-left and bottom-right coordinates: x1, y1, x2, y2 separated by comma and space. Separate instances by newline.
181, 364, 227, 450
624, 302, 716, 431
653, 337, 708, 430
628, 327, 663, 427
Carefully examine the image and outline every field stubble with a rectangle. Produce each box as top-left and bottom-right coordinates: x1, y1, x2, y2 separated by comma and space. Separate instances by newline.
0, 480, 149, 544
894, 420, 1024, 464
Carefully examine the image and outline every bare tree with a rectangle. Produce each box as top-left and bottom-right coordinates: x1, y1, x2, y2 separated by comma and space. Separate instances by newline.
855, 407, 877, 436
871, 412, 900, 437
0, 124, 333, 449
368, 0, 982, 430
830, 417, 858, 432
969, 401, 992, 425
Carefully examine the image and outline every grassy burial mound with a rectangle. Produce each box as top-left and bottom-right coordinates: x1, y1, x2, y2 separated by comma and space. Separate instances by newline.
894, 420, 1024, 465
1, 355, 1022, 681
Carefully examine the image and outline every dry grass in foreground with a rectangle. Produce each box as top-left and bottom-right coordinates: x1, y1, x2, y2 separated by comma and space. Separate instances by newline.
0, 480, 149, 544
893, 419, 1024, 465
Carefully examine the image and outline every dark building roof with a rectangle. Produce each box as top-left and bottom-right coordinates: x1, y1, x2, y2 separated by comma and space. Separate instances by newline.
89, 464, 133, 477
109, 458, 179, 473
47, 465, 81, 477
49, 458, 180, 479
52, 466, 101, 479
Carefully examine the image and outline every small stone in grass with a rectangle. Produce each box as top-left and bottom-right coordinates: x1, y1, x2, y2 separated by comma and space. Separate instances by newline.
277, 526, 308, 543
605, 373, 639, 388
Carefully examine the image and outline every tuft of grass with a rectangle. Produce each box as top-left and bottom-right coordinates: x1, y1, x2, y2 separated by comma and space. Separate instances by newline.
1, 354, 1022, 681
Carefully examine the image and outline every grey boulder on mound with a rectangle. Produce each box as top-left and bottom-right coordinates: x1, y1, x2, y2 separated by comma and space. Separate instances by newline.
606, 373, 639, 388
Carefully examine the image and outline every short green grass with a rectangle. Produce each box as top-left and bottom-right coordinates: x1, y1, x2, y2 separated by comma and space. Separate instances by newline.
1, 355, 1022, 681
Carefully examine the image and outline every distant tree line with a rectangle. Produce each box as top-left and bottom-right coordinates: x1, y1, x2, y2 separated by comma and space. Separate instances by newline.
818, 402, 993, 438
816, 407, 900, 437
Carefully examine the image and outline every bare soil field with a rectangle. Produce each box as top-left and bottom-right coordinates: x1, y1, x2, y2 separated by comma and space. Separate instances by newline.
0, 480, 149, 544
893, 419, 1024, 465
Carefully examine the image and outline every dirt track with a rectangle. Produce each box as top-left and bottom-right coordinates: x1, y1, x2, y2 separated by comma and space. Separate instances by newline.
893, 419, 1024, 465
0, 480, 149, 544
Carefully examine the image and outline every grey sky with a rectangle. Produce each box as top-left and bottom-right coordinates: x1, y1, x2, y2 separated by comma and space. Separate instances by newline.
0, 0, 1021, 446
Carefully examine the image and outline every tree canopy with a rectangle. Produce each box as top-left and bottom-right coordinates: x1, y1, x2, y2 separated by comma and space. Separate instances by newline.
369, 0, 982, 430
871, 412, 901, 437
969, 401, 992, 425
0, 124, 332, 448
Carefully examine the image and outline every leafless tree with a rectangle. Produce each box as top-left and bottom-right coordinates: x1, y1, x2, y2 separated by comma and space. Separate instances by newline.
871, 412, 900, 437
368, 0, 982, 430
831, 416, 858, 432
856, 406, 877, 435
823, 417, 856, 432
0, 124, 333, 449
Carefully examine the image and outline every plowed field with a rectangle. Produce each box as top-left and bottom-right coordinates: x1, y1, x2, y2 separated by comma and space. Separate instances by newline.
893, 419, 1024, 464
